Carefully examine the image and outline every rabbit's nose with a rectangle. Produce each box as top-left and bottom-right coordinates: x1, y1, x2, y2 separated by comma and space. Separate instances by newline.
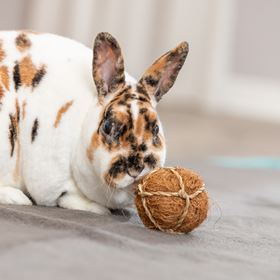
127, 167, 144, 178
127, 154, 144, 178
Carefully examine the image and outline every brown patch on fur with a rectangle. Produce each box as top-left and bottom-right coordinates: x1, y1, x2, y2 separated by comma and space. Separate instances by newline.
104, 173, 117, 188
135, 114, 144, 136
9, 99, 20, 157
22, 100, 27, 119
13, 100, 21, 181
32, 66, 46, 88
115, 111, 129, 124
143, 130, 152, 143
0, 40, 5, 62
144, 111, 157, 127
86, 132, 100, 162
9, 114, 17, 157
16, 56, 46, 89
104, 156, 127, 187
53, 100, 74, 128
16, 33, 32, 52
18, 56, 37, 87
121, 135, 131, 149
143, 111, 157, 143
0, 84, 4, 101
153, 135, 163, 149
0, 65, 10, 90
143, 110, 163, 149
15, 99, 20, 123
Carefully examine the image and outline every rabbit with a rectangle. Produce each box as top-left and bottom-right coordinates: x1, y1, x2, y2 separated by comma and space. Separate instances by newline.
0, 31, 188, 214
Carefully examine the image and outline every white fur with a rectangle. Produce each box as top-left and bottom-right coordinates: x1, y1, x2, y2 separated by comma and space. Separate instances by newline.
0, 31, 165, 214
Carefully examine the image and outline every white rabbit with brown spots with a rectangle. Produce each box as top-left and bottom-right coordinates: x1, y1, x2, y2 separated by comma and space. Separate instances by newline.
0, 31, 188, 214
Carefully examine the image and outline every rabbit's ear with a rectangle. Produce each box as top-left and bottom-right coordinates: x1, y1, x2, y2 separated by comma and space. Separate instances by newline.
92, 32, 125, 100
138, 42, 188, 103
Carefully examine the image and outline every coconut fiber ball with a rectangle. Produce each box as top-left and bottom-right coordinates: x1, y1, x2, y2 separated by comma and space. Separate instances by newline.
135, 167, 208, 234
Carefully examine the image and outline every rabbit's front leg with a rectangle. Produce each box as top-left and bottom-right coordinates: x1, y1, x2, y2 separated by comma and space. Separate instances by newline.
0, 186, 32, 206
57, 185, 110, 215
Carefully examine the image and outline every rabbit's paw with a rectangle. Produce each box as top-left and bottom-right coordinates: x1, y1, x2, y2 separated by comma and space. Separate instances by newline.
0, 187, 32, 206
58, 191, 110, 215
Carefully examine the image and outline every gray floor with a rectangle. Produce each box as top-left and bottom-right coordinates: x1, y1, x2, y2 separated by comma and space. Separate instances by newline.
0, 112, 279, 280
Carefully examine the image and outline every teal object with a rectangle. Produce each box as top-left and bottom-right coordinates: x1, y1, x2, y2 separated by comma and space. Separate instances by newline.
211, 157, 280, 170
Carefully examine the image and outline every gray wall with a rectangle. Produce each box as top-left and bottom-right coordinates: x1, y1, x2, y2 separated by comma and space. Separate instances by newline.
0, 0, 215, 110
0, 0, 278, 120
233, 0, 280, 80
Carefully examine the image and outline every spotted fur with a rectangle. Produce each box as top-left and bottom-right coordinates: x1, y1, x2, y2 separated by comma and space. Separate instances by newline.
0, 65, 9, 90
8, 100, 20, 157
0, 31, 188, 213
15, 33, 31, 52
53, 100, 74, 128
0, 40, 5, 62
8, 114, 16, 156
0, 41, 8, 105
22, 100, 27, 120
89, 83, 166, 187
0, 84, 4, 104
14, 100, 21, 182
31, 118, 39, 142
13, 62, 21, 90
87, 132, 100, 162
14, 56, 46, 90
32, 67, 46, 88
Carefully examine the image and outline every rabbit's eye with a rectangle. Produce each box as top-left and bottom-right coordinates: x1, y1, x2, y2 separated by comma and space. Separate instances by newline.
101, 120, 126, 140
152, 124, 159, 136
152, 124, 161, 147
102, 120, 113, 135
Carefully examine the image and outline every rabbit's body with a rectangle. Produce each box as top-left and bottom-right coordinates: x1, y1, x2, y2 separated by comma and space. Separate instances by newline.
0, 31, 188, 214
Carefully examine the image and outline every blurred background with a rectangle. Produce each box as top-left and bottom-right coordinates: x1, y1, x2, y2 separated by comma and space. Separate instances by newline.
0, 0, 279, 164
